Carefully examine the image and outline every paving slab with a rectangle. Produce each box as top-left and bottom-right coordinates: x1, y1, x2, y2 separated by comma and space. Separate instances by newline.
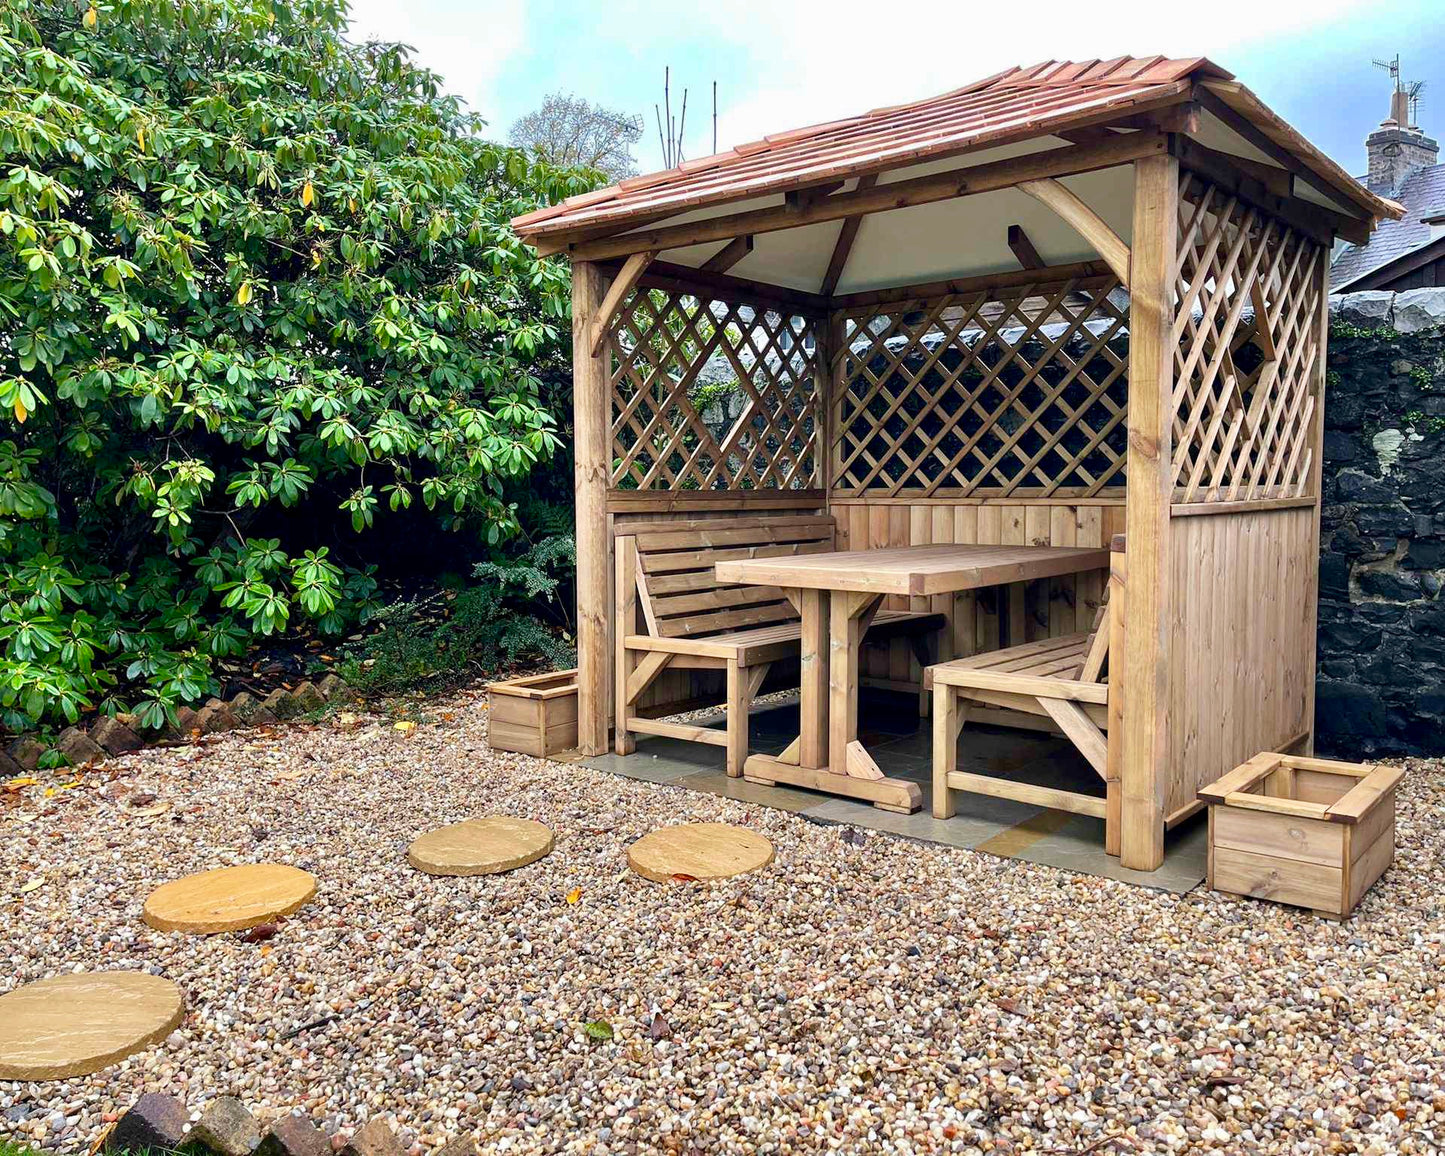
627, 822, 775, 882
0, 972, 184, 1079
143, 863, 317, 933
407, 816, 554, 876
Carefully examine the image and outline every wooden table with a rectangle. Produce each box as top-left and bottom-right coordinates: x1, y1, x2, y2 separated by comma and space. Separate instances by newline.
714, 543, 1111, 812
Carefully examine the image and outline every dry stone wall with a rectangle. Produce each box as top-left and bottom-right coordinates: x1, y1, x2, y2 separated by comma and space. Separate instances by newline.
1317, 288, 1445, 756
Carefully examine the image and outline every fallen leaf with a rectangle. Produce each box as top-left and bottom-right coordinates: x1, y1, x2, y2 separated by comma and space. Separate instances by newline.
4, 776, 36, 792
583, 1019, 614, 1042
565, 886, 582, 905
995, 997, 1027, 1016
648, 1009, 673, 1041
242, 922, 279, 943
670, 873, 698, 883
19, 877, 45, 895
1204, 1075, 1246, 1088
394, 721, 416, 735
127, 802, 170, 818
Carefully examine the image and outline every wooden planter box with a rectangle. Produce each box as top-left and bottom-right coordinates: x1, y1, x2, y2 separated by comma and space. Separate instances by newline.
1200, 753, 1401, 919
486, 670, 578, 757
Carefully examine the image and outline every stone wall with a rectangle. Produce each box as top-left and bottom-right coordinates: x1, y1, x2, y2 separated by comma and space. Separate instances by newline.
1317, 287, 1445, 756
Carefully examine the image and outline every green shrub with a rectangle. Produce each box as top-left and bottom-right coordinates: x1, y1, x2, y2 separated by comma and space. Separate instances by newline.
338, 534, 576, 695
0, 0, 599, 729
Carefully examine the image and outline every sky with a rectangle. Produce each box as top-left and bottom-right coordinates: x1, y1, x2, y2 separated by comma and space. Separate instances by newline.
343, 0, 1445, 179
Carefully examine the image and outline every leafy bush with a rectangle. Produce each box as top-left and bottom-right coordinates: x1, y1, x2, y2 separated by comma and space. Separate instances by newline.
0, 0, 598, 729
338, 534, 576, 696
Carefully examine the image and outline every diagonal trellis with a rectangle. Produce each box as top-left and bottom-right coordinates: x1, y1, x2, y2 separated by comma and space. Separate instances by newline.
1170, 171, 1325, 504
831, 277, 1130, 498
606, 290, 820, 491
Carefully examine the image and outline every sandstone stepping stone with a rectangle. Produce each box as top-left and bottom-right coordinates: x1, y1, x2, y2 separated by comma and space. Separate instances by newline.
407, 817, 554, 876
627, 822, 775, 883
143, 863, 317, 933
0, 972, 184, 1079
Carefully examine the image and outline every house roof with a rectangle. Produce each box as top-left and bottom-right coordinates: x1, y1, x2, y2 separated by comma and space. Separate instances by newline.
512, 56, 1399, 248
1332, 162, 1445, 289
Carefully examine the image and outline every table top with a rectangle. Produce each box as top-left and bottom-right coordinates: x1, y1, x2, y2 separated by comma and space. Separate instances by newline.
714, 543, 1111, 597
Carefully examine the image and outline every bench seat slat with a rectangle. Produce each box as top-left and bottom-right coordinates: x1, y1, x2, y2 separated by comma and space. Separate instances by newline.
639, 539, 833, 575
633, 519, 835, 552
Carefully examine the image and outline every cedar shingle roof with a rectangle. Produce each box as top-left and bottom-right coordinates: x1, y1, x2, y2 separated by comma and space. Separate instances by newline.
512, 56, 1398, 245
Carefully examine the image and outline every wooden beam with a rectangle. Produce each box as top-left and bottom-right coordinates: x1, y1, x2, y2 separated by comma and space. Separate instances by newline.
700, 234, 753, 274
820, 174, 877, 295
1018, 178, 1131, 288
589, 251, 654, 358
830, 260, 1109, 311
1172, 137, 1361, 244
786, 179, 846, 209
603, 257, 829, 318
566, 132, 1168, 262
1195, 84, 1365, 219
1119, 154, 1177, 872
1007, 223, 1045, 270
571, 262, 611, 756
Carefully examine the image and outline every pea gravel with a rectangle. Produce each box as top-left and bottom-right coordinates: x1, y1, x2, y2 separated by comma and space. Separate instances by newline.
3, 691, 1444, 1155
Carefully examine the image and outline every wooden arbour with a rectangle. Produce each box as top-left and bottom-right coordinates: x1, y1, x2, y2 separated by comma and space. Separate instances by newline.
516, 56, 1401, 870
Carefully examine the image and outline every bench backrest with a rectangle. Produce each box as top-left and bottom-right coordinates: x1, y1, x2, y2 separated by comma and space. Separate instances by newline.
627, 516, 836, 640
1078, 588, 1111, 683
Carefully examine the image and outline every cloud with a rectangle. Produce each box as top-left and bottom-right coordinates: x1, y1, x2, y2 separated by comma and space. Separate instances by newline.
343, 0, 528, 132
685, 0, 1372, 159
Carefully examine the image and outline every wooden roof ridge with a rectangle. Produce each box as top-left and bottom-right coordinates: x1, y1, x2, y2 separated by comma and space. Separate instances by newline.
512, 56, 1401, 246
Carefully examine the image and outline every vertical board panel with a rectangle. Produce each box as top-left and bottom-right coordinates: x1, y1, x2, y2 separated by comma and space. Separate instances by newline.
1164, 507, 1314, 818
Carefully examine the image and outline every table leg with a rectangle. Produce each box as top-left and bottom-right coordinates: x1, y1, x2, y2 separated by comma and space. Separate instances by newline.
828, 591, 879, 775
740, 587, 922, 813
798, 587, 829, 768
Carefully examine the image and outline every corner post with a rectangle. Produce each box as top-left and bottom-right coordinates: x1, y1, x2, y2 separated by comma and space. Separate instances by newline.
1302, 248, 1330, 754
1120, 153, 1178, 870
572, 260, 610, 755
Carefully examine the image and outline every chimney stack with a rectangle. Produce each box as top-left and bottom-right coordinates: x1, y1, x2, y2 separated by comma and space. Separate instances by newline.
1366, 64, 1438, 193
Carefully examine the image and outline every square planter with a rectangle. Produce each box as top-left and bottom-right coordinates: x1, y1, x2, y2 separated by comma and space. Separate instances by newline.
1200, 753, 1401, 919
486, 669, 578, 757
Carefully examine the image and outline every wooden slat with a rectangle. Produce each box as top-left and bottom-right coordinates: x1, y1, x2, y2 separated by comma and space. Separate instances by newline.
625, 716, 729, 746
945, 770, 1107, 818
932, 666, 1108, 703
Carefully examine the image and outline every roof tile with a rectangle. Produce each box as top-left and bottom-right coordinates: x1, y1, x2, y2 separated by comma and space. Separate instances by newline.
512, 55, 1394, 244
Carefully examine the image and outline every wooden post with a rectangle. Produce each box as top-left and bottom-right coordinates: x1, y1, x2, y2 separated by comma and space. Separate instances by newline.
572, 261, 610, 755
1301, 248, 1330, 755
798, 588, 830, 768
1119, 154, 1177, 871
614, 535, 638, 756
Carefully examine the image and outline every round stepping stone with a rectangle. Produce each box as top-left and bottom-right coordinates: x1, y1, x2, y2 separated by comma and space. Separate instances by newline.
143, 863, 317, 933
0, 972, 184, 1079
627, 822, 774, 883
407, 816, 555, 876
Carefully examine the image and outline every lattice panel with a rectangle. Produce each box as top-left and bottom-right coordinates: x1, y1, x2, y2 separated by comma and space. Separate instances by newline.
1171, 172, 1325, 504
832, 276, 1130, 498
607, 290, 820, 491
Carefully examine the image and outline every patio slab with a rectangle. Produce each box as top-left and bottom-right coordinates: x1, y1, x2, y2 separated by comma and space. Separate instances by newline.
585, 692, 1207, 894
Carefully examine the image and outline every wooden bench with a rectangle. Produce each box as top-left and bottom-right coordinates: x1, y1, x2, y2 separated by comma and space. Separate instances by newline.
616, 516, 945, 775
928, 584, 1117, 832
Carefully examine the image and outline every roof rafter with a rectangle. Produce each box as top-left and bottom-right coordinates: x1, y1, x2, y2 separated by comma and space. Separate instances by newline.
563, 132, 1166, 263
820, 175, 878, 295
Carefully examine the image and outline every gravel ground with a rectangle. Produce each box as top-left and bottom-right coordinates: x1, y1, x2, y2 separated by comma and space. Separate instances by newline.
3, 690, 1445, 1156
